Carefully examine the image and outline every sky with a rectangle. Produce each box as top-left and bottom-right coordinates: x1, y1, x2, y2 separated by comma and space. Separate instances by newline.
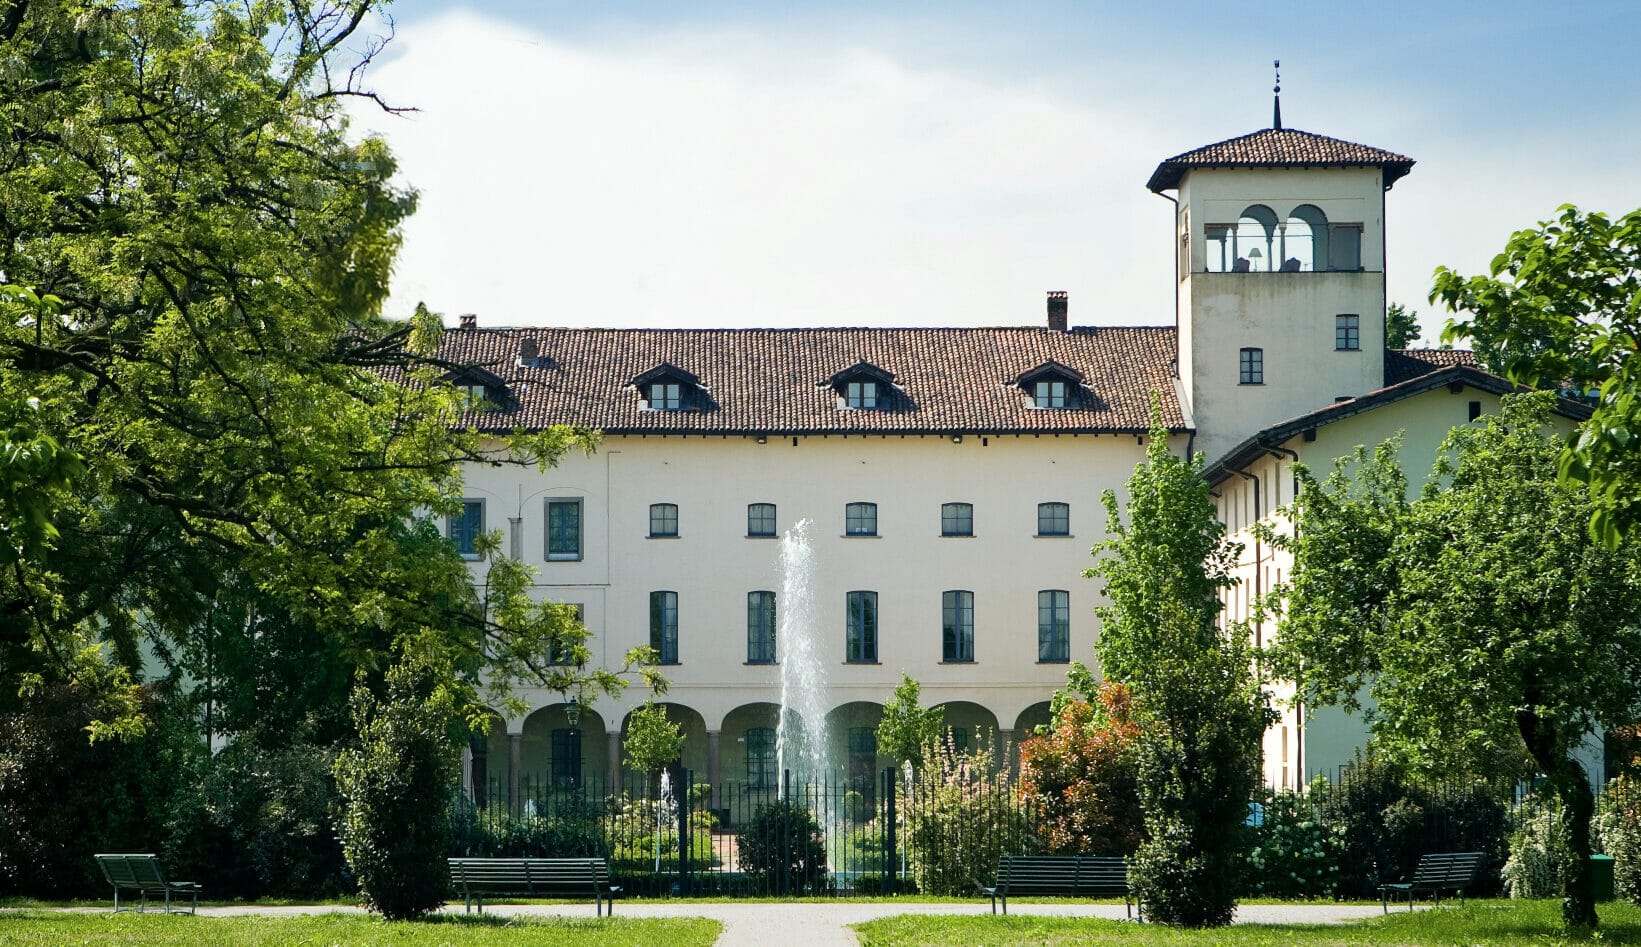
346, 1, 1641, 342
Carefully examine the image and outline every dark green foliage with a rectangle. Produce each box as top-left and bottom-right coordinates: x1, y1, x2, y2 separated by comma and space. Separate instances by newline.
1385, 302, 1422, 349
1089, 405, 1271, 927
1309, 757, 1508, 899
736, 799, 828, 895
335, 657, 459, 920
447, 797, 605, 858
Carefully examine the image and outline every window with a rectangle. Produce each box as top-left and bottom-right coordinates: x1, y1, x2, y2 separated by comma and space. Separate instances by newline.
449, 500, 484, 560
1038, 590, 1070, 662
550, 728, 581, 787
747, 591, 776, 664
747, 502, 777, 538
649, 502, 679, 538
1032, 379, 1068, 408
942, 590, 974, 662
941, 502, 973, 537
1037, 502, 1070, 537
845, 501, 877, 536
1335, 314, 1360, 351
545, 498, 583, 561
1239, 347, 1264, 385
647, 381, 682, 411
846, 591, 877, 663
746, 727, 776, 789
845, 380, 878, 409
649, 591, 678, 664
548, 603, 584, 666
456, 382, 491, 409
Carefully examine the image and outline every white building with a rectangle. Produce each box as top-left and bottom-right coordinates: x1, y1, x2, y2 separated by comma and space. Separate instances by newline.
436, 117, 1586, 800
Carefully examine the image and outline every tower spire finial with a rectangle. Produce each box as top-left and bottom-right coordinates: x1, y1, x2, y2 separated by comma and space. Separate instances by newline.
1272, 59, 1283, 130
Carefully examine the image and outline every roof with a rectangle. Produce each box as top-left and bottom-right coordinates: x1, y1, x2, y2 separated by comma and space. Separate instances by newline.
1146, 127, 1415, 192
1383, 347, 1477, 385
428, 326, 1186, 436
1202, 354, 1590, 487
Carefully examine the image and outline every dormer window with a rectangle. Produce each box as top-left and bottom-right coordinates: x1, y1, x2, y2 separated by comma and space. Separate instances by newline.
443, 366, 506, 412
1014, 361, 1083, 410
648, 382, 682, 411
826, 361, 895, 411
632, 363, 701, 413
1033, 380, 1068, 409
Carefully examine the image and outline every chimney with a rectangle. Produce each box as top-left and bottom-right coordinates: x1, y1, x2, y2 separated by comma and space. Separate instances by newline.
518, 338, 540, 366
1046, 291, 1068, 332
458, 313, 477, 330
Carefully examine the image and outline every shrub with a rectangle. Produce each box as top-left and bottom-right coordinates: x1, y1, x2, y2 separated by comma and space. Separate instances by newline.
904, 734, 1036, 896
1245, 787, 1340, 898
1504, 792, 1569, 899
1597, 776, 1641, 904
736, 798, 827, 894
1018, 682, 1143, 856
334, 658, 459, 920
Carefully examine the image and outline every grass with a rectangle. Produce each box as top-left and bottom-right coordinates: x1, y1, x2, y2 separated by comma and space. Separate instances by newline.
0, 910, 722, 945
853, 900, 1641, 945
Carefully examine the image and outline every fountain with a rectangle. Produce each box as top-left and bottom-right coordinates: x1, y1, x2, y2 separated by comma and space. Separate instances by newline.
774, 519, 829, 787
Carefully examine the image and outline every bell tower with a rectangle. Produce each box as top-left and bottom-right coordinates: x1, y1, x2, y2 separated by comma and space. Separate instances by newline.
1147, 91, 1414, 463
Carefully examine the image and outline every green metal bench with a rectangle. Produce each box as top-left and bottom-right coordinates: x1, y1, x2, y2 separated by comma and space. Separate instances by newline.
94, 853, 201, 914
1379, 851, 1485, 912
979, 854, 1132, 917
448, 857, 620, 915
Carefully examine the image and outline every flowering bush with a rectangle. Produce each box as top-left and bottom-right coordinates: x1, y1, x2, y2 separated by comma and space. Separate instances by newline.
1017, 682, 1143, 856
1503, 793, 1569, 899
1245, 787, 1340, 898
905, 733, 1035, 895
1596, 776, 1641, 904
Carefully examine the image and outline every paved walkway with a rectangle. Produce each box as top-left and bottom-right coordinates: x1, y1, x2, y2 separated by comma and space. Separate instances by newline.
124, 899, 1399, 946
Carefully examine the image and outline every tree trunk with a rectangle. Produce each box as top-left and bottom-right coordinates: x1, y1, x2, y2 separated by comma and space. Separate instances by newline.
1519, 706, 1597, 930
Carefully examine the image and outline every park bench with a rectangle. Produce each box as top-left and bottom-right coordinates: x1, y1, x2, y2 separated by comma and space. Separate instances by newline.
93, 853, 201, 914
1379, 851, 1485, 912
979, 854, 1132, 917
447, 857, 620, 915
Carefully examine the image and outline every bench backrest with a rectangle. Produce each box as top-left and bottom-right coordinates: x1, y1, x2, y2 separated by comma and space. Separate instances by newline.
1410, 852, 1484, 886
449, 857, 609, 892
998, 855, 1127, 893
95, 854, 168, 891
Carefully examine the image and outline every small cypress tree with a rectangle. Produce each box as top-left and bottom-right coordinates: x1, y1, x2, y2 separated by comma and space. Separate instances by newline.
334, 655, 459, 920
1088, 402, 1271, 927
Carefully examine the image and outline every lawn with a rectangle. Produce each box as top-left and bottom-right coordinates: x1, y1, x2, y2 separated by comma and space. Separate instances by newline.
854, 900, 1641, 945
0, 911, 721, 946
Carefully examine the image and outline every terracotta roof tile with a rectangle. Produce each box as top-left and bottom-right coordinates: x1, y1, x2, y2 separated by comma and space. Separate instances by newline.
1147, 127, 1415, 191
1383, 347, 1477, 385
431, 326, 1185, 435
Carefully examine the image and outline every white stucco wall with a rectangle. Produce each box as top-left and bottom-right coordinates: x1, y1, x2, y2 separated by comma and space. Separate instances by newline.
458, 430, 1175, 763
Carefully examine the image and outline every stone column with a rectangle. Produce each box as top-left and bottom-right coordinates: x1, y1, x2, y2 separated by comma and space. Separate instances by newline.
507, 733, 522, 813
607, 730, 622, 790
995, 729, 1014, 774
707, 730, 723, 813
460, 745, 473, 800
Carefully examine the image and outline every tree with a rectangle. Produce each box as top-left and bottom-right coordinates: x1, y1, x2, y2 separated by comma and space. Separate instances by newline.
1385, 302, 1422, 349
876, 673, 944, 768
1270, 393, 1641, 930
1433, 205, 1641, 545
334, 652, 460, 920
623, 700, 684, 776
0, 1, 658, 732
1088, 406, 1271, 927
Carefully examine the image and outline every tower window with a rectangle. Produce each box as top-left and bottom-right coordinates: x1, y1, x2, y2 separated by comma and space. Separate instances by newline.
1335, 314, 1361, 351
1239, 348, 1264, 385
